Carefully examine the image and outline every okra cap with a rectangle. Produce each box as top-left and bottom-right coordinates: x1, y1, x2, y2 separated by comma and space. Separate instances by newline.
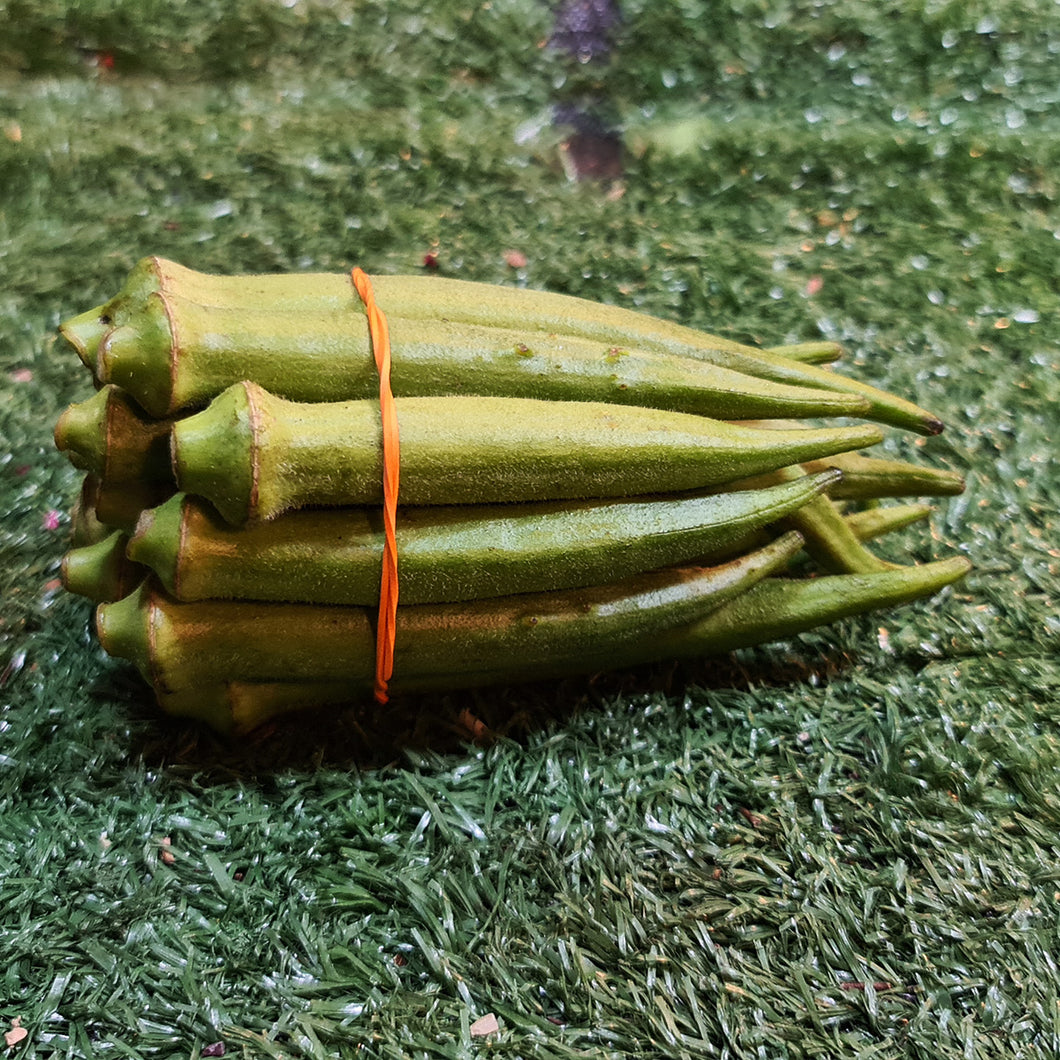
54, 388, 110, 475
127, 496, 185, 596
59, 306, 110, 369
170, 382, 257, 525
62, 531, 146, 603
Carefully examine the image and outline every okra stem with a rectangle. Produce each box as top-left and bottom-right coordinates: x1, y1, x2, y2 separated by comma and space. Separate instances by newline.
62, 531, 147, 603
55, 385, 174, 484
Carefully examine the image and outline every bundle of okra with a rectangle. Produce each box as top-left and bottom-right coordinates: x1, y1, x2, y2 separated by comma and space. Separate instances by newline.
54, 257, 969, 734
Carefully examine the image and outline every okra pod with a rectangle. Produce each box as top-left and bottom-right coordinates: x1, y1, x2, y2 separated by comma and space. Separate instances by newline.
367, 275, 945, 436
78, 260, 947, 433
96, 532, 804, 693
661, 555, 971, 658
171, 382, 883, 524
87, 290, 870, 423
160, 551, 970, 733
433, 555, 973, 686
128, 472, 838, 605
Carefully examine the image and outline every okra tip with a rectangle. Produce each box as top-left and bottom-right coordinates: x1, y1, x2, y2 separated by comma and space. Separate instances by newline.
766, 340, 845, 365
803, 466, 844, 496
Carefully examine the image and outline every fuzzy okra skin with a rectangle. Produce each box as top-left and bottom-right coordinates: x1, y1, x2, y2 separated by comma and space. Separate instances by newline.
86, 289, 870, 423
154, 552, 971, 733
64, 255, 816, 367
128, 472, 839, 605
97, 532, 804, 694
404, 555, 974, 690
54, 385, 174, 484
367, 275, 945, 436
171, 381, 883, 524
71, 258, 940, 432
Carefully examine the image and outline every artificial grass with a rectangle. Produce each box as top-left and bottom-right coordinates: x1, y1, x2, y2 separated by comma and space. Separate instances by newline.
1, 1, 1059, 1057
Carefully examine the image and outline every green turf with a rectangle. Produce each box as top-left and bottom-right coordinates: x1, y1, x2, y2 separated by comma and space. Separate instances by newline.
2, 2, 1059, 1056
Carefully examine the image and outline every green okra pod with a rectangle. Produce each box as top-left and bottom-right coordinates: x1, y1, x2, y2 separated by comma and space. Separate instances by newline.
86, 289, 870, 423
128, 471, 839, 605
96, 532, 804, 694
662, 555, 971, 658
73, 260, 947, 433
171, 382, 883, 524
54, 385, 174, 484
368, 275, 946, 436
157, 550, 968, 735
71, 260, 944, 432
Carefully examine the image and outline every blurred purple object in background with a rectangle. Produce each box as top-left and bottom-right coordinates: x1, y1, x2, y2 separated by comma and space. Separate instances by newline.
549, 0, 621, 64
549, 0, 624, 180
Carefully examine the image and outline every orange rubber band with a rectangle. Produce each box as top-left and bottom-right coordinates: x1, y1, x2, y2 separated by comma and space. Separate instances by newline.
352, 268, 400, 704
